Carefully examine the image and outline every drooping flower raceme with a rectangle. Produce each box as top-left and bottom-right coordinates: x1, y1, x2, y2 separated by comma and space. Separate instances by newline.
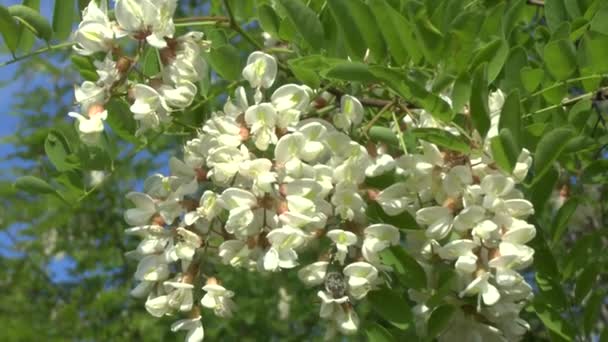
118, 43, 538, 341
69, 0, 210, 144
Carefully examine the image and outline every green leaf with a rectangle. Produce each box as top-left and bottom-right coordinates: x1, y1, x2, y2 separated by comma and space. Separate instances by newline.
544, 39, 577, 80
14, 0, 39, 52
364, 322, 395, 342
208, 44, 242, 80
590, 4, 608, 34
408, 4, 443, 64
324, 61, 377, 82
551, 197, 579, 245
257, 4, 280, 37
578, 32, 608, 74
470, 63, 491, 138
567, 99, 592, 132
520, 67, 544, 93
451, 74, 471, 114
498, 89, 522, 147
142, 47, 161, 77
470, 39, 509, 83
533, 128, 575, 183
288, 55, 340, 88
367, 287, 412, 330
105, 98, 139, 144
533, 299, 577, 341
327, 0, 366, 60
369, 126, 399, 147
490, 129, 519, 173
529, 165, 558, 213
14, 176, 59, 197
45, 130, 78, 172
52, 0, 74, 41
370, 67, 452, 122
574, 265, 598, 303
427, 305, 456, 339
0, 5, 19, 52
544, 0, 569, 32
411, 128, 470, 154
583, 290, 604, 334
8, 4, 53, 41
581, 160, 608, 183
502, 0, 525, 38
380, 246, 426, 289
368, 0, 420, 65
343, 0, 385, 62
278, 0, 324, 50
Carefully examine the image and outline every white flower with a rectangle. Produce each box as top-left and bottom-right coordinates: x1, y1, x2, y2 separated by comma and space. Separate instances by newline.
244, 103, 278, 151
201, 284, 236, 318
220, 188, 260, 237
271, 84, 310, 112
218, 240, 253, 268
336, 307, 360, 335
416, 206, 453, 240
331, 184, 365, 221
146, 282, 194, 317
171, 317, 204, 342
115, 0, 177, 48
239, 158, 277, 194
362, 224, 400, 264
166, 227, 202, 263
513, 148, 532, 182
437, 239, 478, 274
160, 81, 198, 109
317, 290, 349, 318
165, 282, 195, 312
184, 191, 222, 226
334, 95, 363, 130
443, 165, 473, 197
459, 271, 500, 306
375, 182, 416, 216
224, 86, 249, 117
126, 225, 170, 256
73, 0, 116, 55
75, 81, 106, 110
297, 261, 329, 286
68, 109, 107, 144
242, 51, 277, 89
263, 226, 306, 271
207, 145, 250, 185
365, 153, 395, 177
343, 262, 378, 300
130, 84, 170, 134
327, 229, 358, 265
124, 192, 157, 226
134, 254, 169, 281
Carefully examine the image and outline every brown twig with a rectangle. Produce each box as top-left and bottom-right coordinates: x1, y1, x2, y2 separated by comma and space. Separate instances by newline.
526, 0, 544, 6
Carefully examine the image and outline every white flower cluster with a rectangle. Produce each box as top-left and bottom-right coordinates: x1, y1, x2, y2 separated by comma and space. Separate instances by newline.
121, 45, 537, 339
70, 0, 209, 143
398, 90, 536, 341
123, 49, 402, 340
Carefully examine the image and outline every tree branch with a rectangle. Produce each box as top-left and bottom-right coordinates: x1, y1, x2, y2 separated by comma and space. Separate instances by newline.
526, 0, 544, 6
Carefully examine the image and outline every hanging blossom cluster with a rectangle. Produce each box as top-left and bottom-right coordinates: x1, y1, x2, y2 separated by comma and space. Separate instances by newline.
399, 90, 536, 341
80, 2, 541, 337
121, 45, 538, 340
123, 49, 390, 340
69, 0, 209, 143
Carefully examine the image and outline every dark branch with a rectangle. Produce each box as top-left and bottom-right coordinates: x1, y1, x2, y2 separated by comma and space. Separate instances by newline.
526, 0, 544, 7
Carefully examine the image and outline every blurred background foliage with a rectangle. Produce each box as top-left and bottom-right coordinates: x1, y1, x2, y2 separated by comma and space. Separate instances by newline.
0, 0, 607, 341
